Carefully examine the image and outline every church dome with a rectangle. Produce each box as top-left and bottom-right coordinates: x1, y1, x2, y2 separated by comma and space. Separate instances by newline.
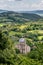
19, 38, 25, 43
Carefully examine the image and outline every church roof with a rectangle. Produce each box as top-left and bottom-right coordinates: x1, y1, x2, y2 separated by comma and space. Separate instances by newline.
19, 38, 25, 43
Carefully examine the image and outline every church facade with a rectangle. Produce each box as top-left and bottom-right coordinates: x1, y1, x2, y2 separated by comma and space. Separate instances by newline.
15, 38, 31, 54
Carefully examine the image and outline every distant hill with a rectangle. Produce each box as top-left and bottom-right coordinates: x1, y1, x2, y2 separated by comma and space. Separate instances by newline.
0, 10, 42, 23
18, 10, 43, 16
0, 9, 43, 16
0, 9, 8, 13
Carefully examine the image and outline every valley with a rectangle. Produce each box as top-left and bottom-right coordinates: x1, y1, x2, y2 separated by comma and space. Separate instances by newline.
0, 10, 43, 65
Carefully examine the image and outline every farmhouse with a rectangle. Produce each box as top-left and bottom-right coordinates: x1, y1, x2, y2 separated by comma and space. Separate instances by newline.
15, 38, 31, 54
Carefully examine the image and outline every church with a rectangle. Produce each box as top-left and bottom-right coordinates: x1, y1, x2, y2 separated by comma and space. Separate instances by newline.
15, 38, 31, 54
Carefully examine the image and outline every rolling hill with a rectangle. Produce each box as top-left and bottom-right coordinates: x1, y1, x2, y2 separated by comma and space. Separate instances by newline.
0, 9, 8, 13
18, 10, 43, 16
0, 10, 42, 23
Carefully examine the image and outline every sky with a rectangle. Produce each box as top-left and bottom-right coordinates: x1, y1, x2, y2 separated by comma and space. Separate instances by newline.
0, 0, 43, 11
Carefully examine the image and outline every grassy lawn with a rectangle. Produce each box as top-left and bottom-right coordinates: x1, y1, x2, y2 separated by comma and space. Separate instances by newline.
0, 23, 4, 26
27, 30, 43, 34
20, 25, 27, 30
0, 23, 6, 27
9, 31, 24, 36
38, 36, 43, 40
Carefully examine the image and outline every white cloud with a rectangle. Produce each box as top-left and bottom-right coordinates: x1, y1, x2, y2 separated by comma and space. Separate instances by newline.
8, 0, 14, 1
0, 0, 43, 11
31, 0, 43, 10
0, 0, 22, 1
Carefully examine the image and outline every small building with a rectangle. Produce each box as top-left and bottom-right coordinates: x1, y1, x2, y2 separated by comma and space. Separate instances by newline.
15, 38, 31, 54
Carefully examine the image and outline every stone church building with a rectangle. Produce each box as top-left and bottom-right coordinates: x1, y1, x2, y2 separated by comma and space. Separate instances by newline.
15, 38, 31, 54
